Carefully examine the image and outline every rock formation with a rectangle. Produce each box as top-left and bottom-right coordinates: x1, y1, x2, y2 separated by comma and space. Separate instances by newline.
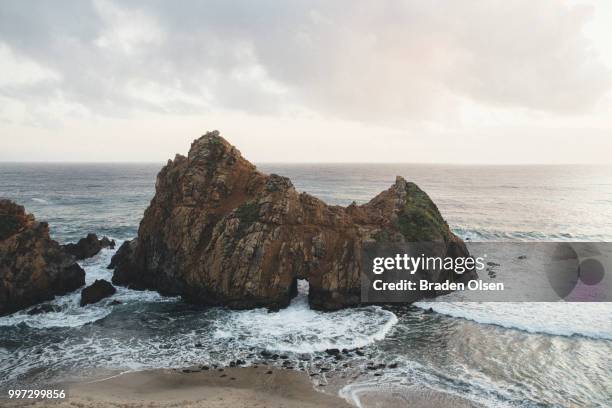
63, 233, 115, 260
111, 131, 476, 310
80, 279, 116, 306
0, 199, 85, 316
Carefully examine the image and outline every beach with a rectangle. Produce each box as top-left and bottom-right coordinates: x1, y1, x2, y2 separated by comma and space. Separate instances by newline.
3, 367, 349, 408
2, 366, 485, 408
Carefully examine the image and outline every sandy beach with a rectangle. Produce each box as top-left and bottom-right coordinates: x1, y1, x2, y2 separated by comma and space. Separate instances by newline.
2, 367, 351, 408
1, 366, 486, 408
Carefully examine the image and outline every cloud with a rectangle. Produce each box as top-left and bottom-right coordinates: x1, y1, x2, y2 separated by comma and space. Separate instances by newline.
0, 0, 609, 127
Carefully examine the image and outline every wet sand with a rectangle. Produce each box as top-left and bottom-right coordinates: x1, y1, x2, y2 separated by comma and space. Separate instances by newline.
2, 366, 351, 408
1, 366, 481, 408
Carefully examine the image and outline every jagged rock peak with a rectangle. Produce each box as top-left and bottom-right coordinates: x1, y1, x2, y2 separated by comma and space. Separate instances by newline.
111, 131, 475, 310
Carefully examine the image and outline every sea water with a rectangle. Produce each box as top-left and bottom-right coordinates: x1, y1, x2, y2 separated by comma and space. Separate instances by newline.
1, 163, 611, 407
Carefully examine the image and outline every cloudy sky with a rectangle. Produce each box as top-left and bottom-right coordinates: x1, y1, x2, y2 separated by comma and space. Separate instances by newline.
1, 0, 611, 163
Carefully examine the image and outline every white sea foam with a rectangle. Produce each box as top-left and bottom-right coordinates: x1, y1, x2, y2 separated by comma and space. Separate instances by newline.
0, 246, 176, 329
213, 281, 398, 353
31, 197, 49, 204
415, 301, 612, 340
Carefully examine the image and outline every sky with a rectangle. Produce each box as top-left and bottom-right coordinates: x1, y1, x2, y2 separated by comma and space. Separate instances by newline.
0, 0, 611, 164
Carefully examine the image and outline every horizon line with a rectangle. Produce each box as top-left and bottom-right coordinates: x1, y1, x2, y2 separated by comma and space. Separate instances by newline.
0, 161, 610, 167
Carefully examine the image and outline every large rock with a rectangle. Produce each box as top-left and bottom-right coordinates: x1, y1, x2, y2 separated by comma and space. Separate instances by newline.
80, 279, 116, 306
62, 233, 115, 260
111, 131, 476, 310
0, 200, 85, 316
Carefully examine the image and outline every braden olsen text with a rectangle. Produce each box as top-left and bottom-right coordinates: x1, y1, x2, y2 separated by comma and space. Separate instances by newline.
372, 279, 504, 292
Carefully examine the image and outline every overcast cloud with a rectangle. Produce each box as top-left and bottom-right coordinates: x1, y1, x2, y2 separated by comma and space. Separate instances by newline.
1, 0, 611, 163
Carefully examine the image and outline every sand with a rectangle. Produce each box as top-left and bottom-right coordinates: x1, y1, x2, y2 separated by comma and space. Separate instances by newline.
2, 366, 352, 408
1, 366, 482, 408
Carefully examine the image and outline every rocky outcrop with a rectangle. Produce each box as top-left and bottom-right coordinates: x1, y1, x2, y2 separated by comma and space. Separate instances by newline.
111, 131, 476, 310
80, 279, 116, 306
62, 233, 115, 260
0, 200, 85, 316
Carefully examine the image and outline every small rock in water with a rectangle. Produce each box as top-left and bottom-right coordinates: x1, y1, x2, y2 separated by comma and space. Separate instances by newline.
62, 233, 115, 260
518, 255, 527, 260
325, 348, 340, 355
27, 303, 62, 315
487, 261, 500, 267
80, 279, 116, 307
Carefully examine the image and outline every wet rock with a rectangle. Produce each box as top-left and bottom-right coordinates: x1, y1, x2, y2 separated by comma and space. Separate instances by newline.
487, 261, 500, 267
518, 255, 527, 260
0, 200, 85, 316
108, 300, 122, 306
388, 362, 398, 369
79, 279, 116, 306
355, 350, 365, 356
110, 131, 475, 310
62, 233, 115, 260
325, 348, 340, 356
27, 303, 62, 315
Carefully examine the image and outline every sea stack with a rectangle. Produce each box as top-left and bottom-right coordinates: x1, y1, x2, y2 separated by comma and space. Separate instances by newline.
111, 131, 475, 310
0, 199, 85, 316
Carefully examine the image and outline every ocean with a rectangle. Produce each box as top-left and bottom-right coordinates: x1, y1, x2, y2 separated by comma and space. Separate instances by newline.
1, 163, 611, 407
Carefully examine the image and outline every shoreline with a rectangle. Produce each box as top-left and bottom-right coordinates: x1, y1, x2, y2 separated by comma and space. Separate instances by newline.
2, 366, 482, 408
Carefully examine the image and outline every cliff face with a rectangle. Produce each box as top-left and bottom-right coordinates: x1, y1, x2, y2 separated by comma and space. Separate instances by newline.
112, 131, 475, 310
0, 200, 85, 316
